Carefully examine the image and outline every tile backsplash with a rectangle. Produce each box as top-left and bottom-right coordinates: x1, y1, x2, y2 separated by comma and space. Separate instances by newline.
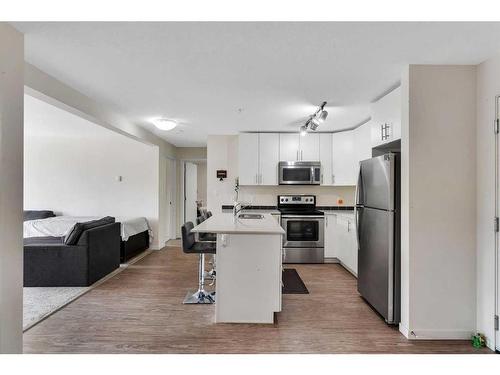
238, 185, 355, 206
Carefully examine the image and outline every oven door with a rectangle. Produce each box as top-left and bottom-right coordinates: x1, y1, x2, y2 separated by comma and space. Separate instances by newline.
282, 216, 324, 248
279, 166, 313, 185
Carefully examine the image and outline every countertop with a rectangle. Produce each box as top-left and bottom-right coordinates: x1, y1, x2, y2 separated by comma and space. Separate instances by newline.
192, 213, 285, 235
222, 208, 281, 215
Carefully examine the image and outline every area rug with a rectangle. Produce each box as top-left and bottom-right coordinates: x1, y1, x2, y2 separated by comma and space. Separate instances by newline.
23, 286, 88, 331
23, 249, 152, 331
282, 268, 309, 294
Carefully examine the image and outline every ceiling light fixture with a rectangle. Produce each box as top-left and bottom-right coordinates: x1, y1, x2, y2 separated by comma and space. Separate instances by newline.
152, 118, 178, 131
301, 101, 328, 133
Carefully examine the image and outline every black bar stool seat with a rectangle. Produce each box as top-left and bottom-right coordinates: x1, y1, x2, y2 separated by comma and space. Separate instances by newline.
181, 222, 216, 304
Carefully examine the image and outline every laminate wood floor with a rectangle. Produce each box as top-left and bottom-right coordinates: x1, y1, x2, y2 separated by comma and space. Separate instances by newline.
23, 245, 491, 354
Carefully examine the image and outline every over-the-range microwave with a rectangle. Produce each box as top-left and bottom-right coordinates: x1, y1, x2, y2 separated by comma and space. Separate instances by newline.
278, 161, 321, 185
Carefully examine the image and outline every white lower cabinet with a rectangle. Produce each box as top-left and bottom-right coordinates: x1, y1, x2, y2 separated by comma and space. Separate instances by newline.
324, 212, 358, 277
324, 213, 339, 258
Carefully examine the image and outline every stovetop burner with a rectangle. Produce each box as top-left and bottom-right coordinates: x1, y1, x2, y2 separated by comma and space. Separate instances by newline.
277, 194, 323, 216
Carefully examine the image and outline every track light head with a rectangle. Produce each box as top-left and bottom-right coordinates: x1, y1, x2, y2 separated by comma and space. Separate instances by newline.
318, 110, 328, 123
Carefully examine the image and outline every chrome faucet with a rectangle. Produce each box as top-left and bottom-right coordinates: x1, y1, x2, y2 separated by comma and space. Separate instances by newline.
233, 202, 248, 217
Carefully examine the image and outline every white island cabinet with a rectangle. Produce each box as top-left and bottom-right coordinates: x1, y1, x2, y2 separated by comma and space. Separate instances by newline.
191, 213, 285, 324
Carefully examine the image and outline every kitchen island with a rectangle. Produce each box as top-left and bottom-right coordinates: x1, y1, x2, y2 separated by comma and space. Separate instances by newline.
191, 213, 285, 324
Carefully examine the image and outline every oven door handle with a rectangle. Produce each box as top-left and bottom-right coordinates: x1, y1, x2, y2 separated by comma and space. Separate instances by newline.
282, 215, 325, 219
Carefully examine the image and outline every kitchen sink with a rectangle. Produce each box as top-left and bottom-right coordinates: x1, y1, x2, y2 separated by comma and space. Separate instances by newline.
238, 213, 264, 220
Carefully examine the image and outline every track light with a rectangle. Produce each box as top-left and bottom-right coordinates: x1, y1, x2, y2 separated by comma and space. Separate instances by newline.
300, 101, 327, 134
318, 109, 328, 123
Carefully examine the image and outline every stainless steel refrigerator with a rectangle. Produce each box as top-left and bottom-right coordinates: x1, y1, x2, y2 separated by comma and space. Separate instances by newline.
355, 153, 400, 324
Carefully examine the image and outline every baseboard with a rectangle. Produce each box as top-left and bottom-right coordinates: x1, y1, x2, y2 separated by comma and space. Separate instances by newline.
404, 329, 474, 340
323, 257, 340, 264
399, 322, 410, 338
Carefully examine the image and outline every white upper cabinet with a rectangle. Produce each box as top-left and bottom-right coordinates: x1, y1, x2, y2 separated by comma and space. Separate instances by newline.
279, 133, 320, 161
279, 133, 300, 161
371, 86, 401, 147
259, 133, 280, 185
238, 133, 280, 185
239, 124, 372, 187
299, 133, 320, 161
332, 130, 357, 185
355, 121, 372, 164
319, 133, 333, 185
238, 133, 260, 185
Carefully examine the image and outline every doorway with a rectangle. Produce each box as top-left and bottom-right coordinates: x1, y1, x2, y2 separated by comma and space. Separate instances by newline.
166, 158, 177, 241
184, 162, 198, 224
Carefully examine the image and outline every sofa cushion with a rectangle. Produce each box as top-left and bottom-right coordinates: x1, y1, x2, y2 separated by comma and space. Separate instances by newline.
24, 210, 56, 222
24, 236, 64, 246
64, 216, 115, 245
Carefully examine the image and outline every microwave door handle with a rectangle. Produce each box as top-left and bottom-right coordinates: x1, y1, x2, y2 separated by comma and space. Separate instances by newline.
311, 167, 314, 184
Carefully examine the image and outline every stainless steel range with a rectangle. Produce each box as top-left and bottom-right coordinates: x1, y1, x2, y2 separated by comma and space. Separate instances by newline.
278, 194, 324, 264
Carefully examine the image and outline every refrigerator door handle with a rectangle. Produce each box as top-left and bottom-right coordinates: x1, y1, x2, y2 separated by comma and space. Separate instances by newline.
354, 164, 362, 249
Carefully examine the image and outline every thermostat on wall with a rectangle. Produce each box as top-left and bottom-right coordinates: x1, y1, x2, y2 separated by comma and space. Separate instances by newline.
217, 170, 227, 181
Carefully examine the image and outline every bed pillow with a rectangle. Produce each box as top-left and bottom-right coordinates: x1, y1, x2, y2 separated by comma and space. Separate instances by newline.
23, 210, 56, 222
64, 216, 115, 245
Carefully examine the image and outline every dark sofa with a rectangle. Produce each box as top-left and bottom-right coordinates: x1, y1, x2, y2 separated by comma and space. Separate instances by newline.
24, 215, 121, 287
120, 230, 149, 262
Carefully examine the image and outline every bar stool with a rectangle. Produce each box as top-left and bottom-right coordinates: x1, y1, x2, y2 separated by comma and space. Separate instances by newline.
196, 215, 217, 284
196, 214, 216, 242
181, 222, 216, 304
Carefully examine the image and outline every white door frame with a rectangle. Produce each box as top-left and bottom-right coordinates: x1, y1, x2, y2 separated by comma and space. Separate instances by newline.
179, 158, 206, 228
495, 95, 500, 352
166, 157, 177, 241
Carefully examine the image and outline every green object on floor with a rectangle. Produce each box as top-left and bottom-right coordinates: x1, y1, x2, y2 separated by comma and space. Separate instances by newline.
471, 333, 486, 348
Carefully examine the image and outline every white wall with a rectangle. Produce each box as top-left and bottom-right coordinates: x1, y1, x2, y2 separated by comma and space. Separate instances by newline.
0, 23, 24, 354
400, 66, 410, 336
401, 65, 477, 339
207, 135, 356, 212
476, 52, 500, 350
24, 95, 162, 249
207, 135, 240, 213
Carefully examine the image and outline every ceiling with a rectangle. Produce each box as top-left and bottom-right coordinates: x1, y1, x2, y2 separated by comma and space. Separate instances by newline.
13, 22, 500, 147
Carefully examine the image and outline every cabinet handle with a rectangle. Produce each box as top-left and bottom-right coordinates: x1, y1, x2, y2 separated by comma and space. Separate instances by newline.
296, 150, 299, 160
326, 216, 328, 227
301, 150, 303, 160
321, 174, 323, 185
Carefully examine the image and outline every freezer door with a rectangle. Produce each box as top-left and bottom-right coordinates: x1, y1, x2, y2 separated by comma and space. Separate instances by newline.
359, 154, 395, 211
357, 206, 395, 323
